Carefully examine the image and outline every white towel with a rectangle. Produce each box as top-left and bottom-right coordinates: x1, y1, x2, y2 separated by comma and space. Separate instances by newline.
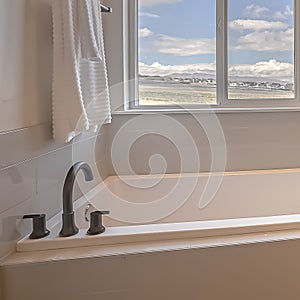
52, 0, 111, 143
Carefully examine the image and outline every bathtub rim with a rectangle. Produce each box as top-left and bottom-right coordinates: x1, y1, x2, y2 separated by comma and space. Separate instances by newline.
15, 169, 300, 254
4, 226, 300, 267
17, 210, 300, 253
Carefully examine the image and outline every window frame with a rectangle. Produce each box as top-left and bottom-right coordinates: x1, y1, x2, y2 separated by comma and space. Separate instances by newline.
124, 0, 300, 112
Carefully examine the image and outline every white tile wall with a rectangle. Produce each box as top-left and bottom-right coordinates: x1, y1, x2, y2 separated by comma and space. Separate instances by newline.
0, 0, 110, 262
0, 131, 110, 260
0, 161, 36, 213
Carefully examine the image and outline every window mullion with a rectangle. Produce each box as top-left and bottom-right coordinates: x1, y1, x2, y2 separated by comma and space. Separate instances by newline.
216, 0, 228, 106
127, 0, 138, 110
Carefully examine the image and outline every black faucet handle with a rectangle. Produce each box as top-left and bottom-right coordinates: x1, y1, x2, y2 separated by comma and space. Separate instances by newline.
23, 214, 50, 239
87, 211, 110, 235
99, 211, 110, 215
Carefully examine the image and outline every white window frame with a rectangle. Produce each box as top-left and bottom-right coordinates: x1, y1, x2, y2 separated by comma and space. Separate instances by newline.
123, 0, 300, 112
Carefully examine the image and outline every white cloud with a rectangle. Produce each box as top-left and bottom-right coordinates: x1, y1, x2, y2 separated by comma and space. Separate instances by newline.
234, 28, 294, 52
139, 28, 154, 38
139, 12, 160, 18
244, 4, 269, 18
274, 5, 293, 20
228, 60, 293, 79
139, 61, 216, 76
229, 19, 288, 31
139, 60, 293, 80
139, 0, 181, 7
154, 34, 216, 56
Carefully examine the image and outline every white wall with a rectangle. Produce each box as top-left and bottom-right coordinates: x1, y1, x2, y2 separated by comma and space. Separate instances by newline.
0, 0, 110, 260
106, 112, 300, 175
102, 0, 300, 175
0, 0, 53, 132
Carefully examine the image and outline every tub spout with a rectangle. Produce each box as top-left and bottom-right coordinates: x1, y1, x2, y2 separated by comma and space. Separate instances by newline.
60, 162, 94, 237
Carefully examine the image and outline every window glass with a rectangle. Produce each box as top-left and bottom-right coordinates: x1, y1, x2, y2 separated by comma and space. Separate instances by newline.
138, 0, 217, 106
228, 0, 295, 99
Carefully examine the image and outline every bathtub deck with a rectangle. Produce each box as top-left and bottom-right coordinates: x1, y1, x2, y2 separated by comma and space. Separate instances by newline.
4, 226, 300, 267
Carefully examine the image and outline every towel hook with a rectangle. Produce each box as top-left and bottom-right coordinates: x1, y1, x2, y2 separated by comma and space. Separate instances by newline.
100, 4, 112, 13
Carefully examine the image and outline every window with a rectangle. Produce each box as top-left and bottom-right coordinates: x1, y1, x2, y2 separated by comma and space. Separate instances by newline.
128, 0, 298, 110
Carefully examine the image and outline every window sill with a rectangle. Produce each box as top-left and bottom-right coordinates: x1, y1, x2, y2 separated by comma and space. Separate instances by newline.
112, 106, 300, 115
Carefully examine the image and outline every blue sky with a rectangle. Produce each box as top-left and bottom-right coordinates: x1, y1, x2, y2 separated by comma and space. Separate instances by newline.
139, 0, 216, 65
138, 0, 294, 80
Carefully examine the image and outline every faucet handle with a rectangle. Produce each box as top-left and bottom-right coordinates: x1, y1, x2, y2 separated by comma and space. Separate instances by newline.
23, 214, 50, 239
99, 211, 110, 215
87, 211, 110, 235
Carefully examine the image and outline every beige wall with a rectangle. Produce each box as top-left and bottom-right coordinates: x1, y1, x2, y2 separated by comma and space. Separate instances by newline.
0, 0, 110, 260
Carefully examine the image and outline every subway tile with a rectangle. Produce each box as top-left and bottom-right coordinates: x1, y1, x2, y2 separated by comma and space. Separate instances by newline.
36, 134, 106, 193
36, 145, 72, 193
0, 181, 65, 260
34, 183, 63, 219
0, 160, 37, 214
36, 134, 109, 214
0, 123, 105, 172
72, 135, 100, 166
0, 124, 51, 170
0, 196, 38, 259
73, 160, 103, 201
95, 125, 109, 163
0, 127, 109, 259
0, 127, 34, 169
72, 135, 108, 180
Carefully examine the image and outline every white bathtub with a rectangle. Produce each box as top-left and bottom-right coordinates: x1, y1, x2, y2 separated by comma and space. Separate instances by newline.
3, 169, 300, 300
16, 169, 300, 253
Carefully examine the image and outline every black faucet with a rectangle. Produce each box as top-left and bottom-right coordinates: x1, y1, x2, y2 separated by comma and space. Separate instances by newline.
59, 162, 94, 237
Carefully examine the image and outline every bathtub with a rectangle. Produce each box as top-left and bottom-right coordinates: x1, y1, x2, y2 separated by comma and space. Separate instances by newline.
3, 169, 300, 300
16, 169, 300, 252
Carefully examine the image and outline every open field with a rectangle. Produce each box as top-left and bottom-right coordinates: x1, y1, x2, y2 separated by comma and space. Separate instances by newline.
139, 82, 294, 106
